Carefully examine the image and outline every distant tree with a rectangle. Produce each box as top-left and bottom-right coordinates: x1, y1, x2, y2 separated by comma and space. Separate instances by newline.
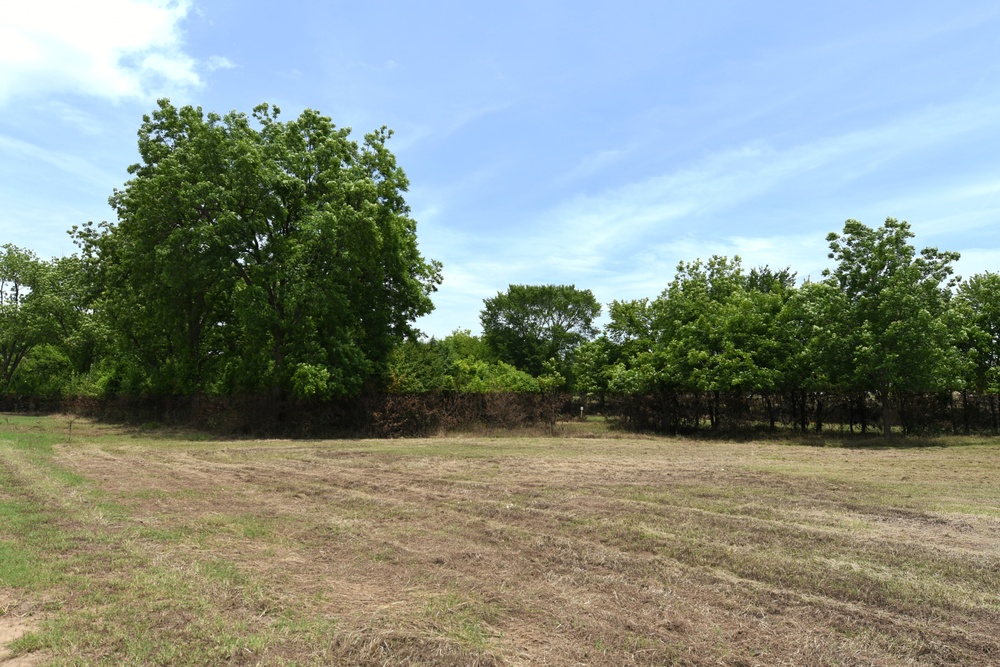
480, 284, 601, 377
650, 256, 787, 394
0, 245, 56, 392
651, 256, 746, 392
825, 217, 962, 436
604, 298, 658, 394
75, 99, 441, 397
605, 298, 655, 360
439, 329, 491, 364
384, 329, 548, 394
604, 257, 794, 404
41, 255, 107, 388
955, 272, 1000, 394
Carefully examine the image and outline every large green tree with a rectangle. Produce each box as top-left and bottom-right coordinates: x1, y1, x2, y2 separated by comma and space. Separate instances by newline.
480, 284, 601, 377
76, 100, 441, 397
606, 258, 795, 396
824, 218, 962, 436
955, 272, 1000, 394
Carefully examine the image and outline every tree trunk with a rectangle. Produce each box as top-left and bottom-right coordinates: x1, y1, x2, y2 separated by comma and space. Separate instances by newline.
814, 394, 824, 434
799, 391, 808, 433
880, 383, 892, 439
962, 390, 970, 434
992, 394, 998, 435
709, 391, 720, 432
859, 394, 868, 434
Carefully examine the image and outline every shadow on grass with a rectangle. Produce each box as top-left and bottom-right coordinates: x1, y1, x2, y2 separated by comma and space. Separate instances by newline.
605, 419, 1000, 449
762, 430, 1000, 450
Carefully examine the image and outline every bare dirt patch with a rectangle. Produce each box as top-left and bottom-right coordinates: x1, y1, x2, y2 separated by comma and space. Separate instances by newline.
0, 595, 43, 667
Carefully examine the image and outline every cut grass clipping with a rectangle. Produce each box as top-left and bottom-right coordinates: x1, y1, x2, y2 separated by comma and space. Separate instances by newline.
0, 414, 998, 665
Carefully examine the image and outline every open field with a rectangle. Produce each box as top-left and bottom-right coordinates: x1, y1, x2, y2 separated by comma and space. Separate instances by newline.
1, 416, 999, 665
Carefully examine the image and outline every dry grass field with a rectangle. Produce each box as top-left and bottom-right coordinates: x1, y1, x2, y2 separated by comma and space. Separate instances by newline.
1, 415, 999, 666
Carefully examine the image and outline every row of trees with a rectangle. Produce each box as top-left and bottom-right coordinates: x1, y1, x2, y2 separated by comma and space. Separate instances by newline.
5, 209, 995, 412
4, 99, 998, 437
387, 218, 1000, 435
384, 284, 603, 394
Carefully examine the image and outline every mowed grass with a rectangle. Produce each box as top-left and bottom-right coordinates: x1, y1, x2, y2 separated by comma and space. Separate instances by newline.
0, 416, 999, 665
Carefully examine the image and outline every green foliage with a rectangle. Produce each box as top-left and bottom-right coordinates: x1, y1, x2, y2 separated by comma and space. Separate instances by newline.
385, 330, 540, 393
825, 218, 963, 434
0, 245, 61, 392
776, 280, 851, 391
481, 284, 601, 378
385, 337, 456, 393
440, 328, 491, 362
606, 256, 795, 394
7, 344, 73, 397
955, 272, 1000, 393
1, 152, 987, 419
290, 363, 332, 399
825, 218, 962, 394
74, 99, 441, 396
606, 298, 654, 360
537, 358, 566, 392
597, 220, 966, 428
453, 358, 539, 392
571, 337, 615, 395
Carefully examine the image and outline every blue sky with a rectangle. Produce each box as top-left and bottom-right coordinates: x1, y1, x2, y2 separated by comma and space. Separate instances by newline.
3, 1, 1000, 337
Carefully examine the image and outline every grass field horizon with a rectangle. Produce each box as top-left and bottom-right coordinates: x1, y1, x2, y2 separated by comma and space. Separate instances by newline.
1, 414, 998, 665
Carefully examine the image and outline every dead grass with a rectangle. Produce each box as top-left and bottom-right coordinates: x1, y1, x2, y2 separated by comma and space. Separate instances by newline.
1, 415, 999, 665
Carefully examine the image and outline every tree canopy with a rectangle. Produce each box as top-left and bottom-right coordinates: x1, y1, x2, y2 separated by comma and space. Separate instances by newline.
480, 284, 601, 377
0, 245, 54, 392
824, 217, 962, 434
74, 99, 441, 397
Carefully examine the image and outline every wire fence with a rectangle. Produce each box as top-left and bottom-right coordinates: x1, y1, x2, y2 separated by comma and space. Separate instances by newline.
1, 390, 997, 438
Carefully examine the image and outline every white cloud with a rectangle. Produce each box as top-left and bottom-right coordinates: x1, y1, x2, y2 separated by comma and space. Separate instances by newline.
205, 55, 237, 72
0, 0, 200, 104
555, 147, 630, 186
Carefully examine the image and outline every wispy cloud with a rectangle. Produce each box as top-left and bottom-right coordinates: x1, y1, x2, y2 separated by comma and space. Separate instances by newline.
38, 101, 106, 135
0, 134, 119, 189
414, 92, 1000, 337
392, 100, 517, 152
555, 147, 631, 186
205, 55, 237, 72
532, 95, 1000, 265
0, 0, 202, 104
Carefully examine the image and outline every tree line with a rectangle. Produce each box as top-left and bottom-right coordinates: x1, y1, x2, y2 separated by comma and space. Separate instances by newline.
385, 218, 1000, 435
3, 100, 999, 435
